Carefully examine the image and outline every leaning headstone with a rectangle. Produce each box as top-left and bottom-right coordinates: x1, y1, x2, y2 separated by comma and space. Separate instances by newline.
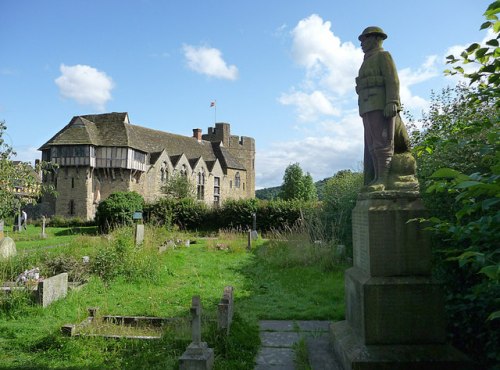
134, 224, 144, 246
217, 286, 234, 334
36, 272, 68, 307
0, 237, 17, 260
179, 296, 214, 370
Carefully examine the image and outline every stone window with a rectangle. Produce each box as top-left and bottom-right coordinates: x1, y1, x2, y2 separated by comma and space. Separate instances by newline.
213, 177, 220, 206
71, 177, 75, 188
235, 172, 241, 188
197, 170, 205, 201
69, 200, 75, 216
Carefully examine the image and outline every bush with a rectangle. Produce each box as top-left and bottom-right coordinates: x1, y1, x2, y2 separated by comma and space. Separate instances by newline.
95, 191, 144, 233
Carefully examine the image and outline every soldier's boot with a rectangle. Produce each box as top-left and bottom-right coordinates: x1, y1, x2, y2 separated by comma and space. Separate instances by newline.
367, 155, 392, 192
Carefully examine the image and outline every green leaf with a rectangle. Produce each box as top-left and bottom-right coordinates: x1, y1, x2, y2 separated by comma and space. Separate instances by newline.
455, 180, 482, 189
430, 168, 462, 179
485, 1, 500, 17
487, 310, 500, 321
494, 20, 500, 33
466, 43, 480, 53
479, 265, 499, 280
475, 47, 489, 58
486, 38, 499, 47
480, 21, 493, 30
482, 197, 500, 210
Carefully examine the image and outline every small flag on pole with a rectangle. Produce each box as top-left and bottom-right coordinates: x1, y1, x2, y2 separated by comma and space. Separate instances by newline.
210, 100, 217, 123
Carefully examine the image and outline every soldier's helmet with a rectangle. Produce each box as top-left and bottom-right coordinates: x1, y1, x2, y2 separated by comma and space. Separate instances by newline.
358, 26, 387, 41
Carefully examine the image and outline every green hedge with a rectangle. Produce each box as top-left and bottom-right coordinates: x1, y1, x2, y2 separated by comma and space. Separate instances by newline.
145, 198, 318, 233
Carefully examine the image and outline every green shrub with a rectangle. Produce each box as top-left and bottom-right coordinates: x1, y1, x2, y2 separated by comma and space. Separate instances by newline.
95, 191, 144, 233
145, 197, 208, 230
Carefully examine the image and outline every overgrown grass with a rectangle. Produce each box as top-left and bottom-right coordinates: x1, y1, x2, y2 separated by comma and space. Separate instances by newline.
0, 225, 345, 369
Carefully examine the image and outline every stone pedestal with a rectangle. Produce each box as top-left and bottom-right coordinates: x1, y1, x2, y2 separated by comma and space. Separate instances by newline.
331, 191, 471, 369
179, 342, 214, 370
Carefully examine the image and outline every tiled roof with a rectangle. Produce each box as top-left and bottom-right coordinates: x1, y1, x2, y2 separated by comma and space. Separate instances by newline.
38, 112, 246, 171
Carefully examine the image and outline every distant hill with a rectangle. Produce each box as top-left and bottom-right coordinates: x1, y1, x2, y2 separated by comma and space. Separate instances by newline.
256, 177, 332, 201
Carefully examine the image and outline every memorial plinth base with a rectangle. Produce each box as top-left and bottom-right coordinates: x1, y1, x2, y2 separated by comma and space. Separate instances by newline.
330, 321, 471, 370
345, 267, 446, 344
179, 342, 214, 370
330, 191, 471, 369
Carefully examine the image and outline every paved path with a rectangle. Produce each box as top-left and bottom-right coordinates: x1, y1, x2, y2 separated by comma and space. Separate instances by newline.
255, 320, 341, 370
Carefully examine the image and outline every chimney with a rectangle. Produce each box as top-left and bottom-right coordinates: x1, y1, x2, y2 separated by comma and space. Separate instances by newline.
193, 128, 202, 141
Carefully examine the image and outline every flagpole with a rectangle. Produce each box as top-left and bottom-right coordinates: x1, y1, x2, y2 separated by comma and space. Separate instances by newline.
214, 99, 217, 124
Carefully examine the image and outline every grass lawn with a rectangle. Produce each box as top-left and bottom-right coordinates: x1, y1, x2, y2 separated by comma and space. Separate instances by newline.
0, 226, 345, 369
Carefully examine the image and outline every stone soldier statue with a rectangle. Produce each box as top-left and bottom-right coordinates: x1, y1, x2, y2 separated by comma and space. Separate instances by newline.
356, 26, 408, 192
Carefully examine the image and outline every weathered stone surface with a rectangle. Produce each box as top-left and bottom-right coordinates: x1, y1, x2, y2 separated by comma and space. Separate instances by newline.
345, 267, 446, 345
352, 192, 432, 277
37, 272, 68, 307
331, 321, 472, 370
134, 224, 144, 246
260, 332, 300, 347
179, 342, 214, 370
0, 237, 17, 259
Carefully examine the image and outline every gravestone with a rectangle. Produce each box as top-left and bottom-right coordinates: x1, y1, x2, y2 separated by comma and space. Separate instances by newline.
330, 191, 471, 369
134, 224, 144, 246
179, 296, 214, 370
36, 272, 68, 307
217, 286, 234, 334
0, 219, 4, 239
0, 237, 17, 260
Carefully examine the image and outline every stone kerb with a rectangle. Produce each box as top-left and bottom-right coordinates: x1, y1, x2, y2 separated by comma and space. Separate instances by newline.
36, 272, 68, 307
179, 296, 214, 370
217, 286, 234, 334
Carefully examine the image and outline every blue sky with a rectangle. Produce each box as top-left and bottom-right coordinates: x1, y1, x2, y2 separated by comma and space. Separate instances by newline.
0, 0, 490, 188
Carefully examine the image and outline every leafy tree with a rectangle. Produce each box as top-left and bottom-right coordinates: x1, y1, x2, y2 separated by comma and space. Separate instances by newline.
413, 2, 499, 366
280, 163, 317, 201
161, 173, 195, 199
302, 172, 318, 201
0, 121, 50, 222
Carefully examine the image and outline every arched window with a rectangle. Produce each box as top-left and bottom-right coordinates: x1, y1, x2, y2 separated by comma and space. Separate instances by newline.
235, 172, 241, 188
180, 164, 188, 177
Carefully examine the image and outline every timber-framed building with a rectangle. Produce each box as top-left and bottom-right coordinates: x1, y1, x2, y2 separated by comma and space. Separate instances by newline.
38, 112, 255, 220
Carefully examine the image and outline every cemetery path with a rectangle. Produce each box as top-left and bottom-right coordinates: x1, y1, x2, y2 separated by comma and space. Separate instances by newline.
255, 320, 341, 370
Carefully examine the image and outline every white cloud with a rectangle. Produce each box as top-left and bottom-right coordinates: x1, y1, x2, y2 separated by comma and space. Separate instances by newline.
279, 90, 340, 122
55, 64, 114, 111
279, 14, 363, 122
183, 45, 238, 80
256, 112, 363, 187
291, 14, 363, 96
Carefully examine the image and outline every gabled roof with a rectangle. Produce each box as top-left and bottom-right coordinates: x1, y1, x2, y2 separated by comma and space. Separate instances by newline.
38, 112, 246, 172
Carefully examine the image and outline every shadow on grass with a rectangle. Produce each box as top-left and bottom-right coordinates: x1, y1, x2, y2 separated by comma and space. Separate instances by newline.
54, 226, 98, 237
